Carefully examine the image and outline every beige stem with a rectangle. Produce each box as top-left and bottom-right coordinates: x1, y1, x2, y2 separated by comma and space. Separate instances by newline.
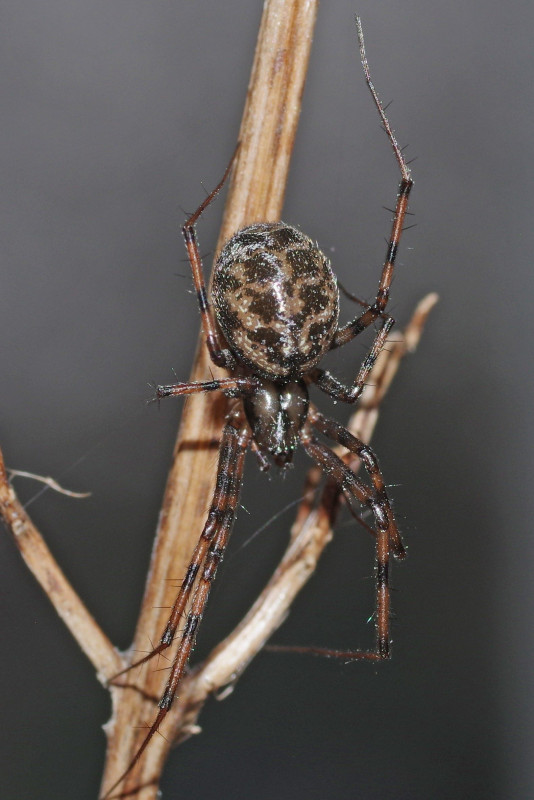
0, 5, 436, 799
101, 2, 319, 798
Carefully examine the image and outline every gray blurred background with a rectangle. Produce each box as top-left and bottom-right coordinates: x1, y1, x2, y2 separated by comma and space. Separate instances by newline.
1, 1, 532, 798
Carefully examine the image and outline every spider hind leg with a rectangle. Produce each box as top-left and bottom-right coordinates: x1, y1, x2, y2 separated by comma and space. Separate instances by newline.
309, 406, 404, 559
107, 413, 250, 682
295, 419, 399, 661
102, 416, 250, 798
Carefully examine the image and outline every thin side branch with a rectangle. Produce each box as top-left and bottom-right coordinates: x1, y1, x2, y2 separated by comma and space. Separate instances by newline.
8, 469, 92, 498
0, 452, 122, 680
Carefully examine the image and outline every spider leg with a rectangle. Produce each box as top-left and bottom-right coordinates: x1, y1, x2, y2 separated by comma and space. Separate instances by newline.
108, 414, 248, 681
156, 376, 258, 400
309, 406, 405, 559
329, 167, 411, 352
182, 146, 239, 369
309, 19, 413, 404
310, 314, 394, 404
102, 418, 250, 799
335, 17, 413, 344
299, 426, 392, 661
337, 280, 389, 316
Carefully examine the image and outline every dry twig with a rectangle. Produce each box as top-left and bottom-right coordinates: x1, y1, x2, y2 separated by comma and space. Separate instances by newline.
0, 4, 436, 799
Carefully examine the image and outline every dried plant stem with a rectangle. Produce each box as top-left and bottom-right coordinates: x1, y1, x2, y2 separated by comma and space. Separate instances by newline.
0, 4, 437, 799
101, 2, 319, 797
0, 453, 121, 680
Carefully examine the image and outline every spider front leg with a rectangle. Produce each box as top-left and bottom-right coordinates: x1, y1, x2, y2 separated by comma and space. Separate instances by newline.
310, 19, 413, 405
182, 147, 239, 370
300, 426, 393, 661
103, 417, 250, 799
310, 313, 394, 404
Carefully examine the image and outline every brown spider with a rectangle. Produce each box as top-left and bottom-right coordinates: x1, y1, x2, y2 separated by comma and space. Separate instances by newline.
103, 18, 412, 799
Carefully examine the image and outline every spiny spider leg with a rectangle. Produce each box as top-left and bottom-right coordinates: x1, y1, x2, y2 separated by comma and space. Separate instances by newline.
342, 17, 413, 335
309, 19, 413, 404
182, 145, 239, 370
308, 406, 405, 558
102, 418, 250, 799
108, 414, 247, 682
337, 280, 390, 317
310, 314, 394, 404
299, 426, 392, 660
156, 376, 258, 400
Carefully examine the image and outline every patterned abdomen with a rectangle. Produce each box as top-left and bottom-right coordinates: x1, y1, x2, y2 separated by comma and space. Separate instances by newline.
212, 222, 339, 380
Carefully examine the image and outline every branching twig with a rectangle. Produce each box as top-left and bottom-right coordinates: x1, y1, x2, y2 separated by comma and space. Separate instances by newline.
0, 5, 436, 800
7, 469, 92, 498
0, 452, 121, 681
102, 2, 320, 797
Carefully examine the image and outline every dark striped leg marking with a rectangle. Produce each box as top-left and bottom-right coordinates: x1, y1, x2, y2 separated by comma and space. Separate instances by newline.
107, 423, 240, 682
297, 426, 393, 662
309, 407, 405, 559
102, 419, 250, 799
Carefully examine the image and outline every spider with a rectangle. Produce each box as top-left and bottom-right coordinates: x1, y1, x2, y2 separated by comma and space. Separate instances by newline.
103, 18, 413, 799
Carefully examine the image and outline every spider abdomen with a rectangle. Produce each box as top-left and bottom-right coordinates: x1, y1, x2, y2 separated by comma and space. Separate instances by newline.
212, 222, 339, 380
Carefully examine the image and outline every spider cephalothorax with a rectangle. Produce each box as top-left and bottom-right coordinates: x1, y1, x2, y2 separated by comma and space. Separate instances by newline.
242, 378, 309, 466
103, 19, 413, 800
